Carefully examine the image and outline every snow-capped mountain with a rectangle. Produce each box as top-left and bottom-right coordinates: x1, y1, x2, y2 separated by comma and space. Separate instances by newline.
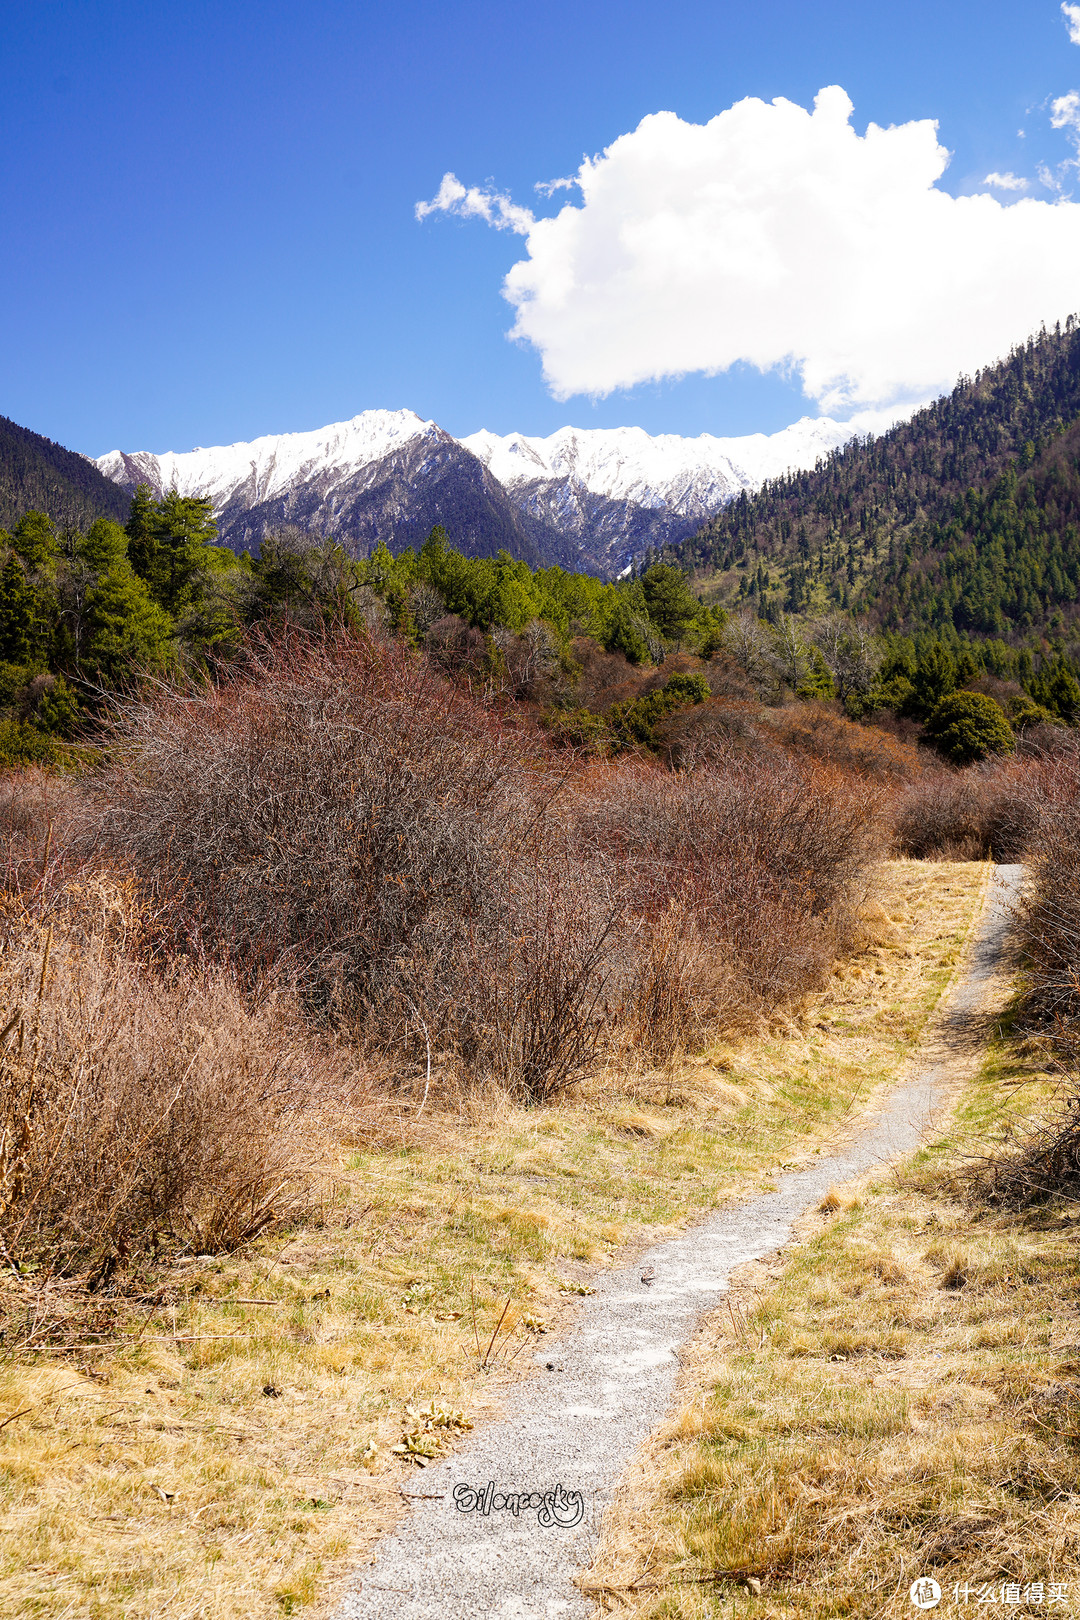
96, 410, 577, 568
96, 407, 904, 575
460, 416, 885, 569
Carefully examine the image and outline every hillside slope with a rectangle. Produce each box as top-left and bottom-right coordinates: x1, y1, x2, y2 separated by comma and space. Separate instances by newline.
0, 414, 129, 532
665, 319, 1080, 639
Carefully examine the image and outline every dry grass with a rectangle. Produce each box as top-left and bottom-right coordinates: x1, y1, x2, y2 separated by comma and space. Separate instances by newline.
579, 995, 1080, 1617
0, 861, 986, 1619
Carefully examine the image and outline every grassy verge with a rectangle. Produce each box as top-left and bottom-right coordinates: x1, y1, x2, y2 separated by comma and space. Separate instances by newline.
582, 999, 1080, 1618
0, 861, 985, 1619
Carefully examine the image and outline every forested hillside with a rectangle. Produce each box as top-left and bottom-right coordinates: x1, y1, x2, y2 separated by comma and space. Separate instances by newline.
661, 318, 1080, 640
0, 414, 129, 532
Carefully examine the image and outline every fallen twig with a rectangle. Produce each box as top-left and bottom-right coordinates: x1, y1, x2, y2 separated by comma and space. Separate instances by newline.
580, 1568, 765, 1595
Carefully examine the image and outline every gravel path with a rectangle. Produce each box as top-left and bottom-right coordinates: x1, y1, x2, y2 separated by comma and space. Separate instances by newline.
336, 865, 1022, 1620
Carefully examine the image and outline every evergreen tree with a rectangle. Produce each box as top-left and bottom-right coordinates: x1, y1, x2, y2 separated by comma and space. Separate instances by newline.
83, 564, 174, 683
640, 563, 700, 646
11, 511, 58, 573
125, 487, 218, 613
923, 692, 1014, 764
0, 556, 41, 665
78, 518, 129, 573
124, 485, 160, 585
907, 645, 957, 718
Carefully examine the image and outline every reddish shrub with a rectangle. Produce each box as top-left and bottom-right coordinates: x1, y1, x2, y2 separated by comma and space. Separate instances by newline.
82, 633, 616, 1102
890, 758, 1045, 860
767, 703, 921, 782
77, 632, 886, 1092
575, 755, 883, 1054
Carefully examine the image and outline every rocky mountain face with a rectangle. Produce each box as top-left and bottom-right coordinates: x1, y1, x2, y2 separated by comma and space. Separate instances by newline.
96, 407, 894, 575
462, 417, 883, 573
96, 411, 583, 569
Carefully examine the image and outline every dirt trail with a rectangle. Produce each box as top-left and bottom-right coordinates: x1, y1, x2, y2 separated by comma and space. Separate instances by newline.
335, 865, 1023, 1620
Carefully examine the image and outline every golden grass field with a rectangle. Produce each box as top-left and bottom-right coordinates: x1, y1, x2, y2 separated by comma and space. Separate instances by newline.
0, 860, 988, 1619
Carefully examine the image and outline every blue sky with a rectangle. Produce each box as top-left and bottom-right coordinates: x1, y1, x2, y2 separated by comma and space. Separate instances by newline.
3, 0, 1080, 455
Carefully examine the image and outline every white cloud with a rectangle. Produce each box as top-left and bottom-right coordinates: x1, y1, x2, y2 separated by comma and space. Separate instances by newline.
1064, 2, 1080, 45
415, 172, 534, 234
983, 170, 1029, 190
1052, 89, 1080, 137
441, 87, 1080, 411
534, 176, 580, 198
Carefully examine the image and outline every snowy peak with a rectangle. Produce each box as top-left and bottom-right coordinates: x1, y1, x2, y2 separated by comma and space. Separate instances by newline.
462, 425, 747, 515
95, 404, 913, 575
461, 413, 899, 518
97, 409, 442, 505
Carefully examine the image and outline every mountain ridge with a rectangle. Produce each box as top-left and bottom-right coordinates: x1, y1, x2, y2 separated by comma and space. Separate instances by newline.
661, 317, 1080, 640
96, 407, 901, 576
0, 414, 130, 533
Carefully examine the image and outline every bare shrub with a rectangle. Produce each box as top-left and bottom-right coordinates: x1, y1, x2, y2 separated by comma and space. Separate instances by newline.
81, 633, 614, 1104
453, 842, 618, 1102
424, 614, 492, 681
570, 639, 643, 710
891, 761, 1042, 860
0, 919, 319, 1275
72, 633, 886, 1101
0, 767, 80, 899
654, 698, 764, 769
1012, 747, 1080, 1035
85, 633, 526, 1000
577, 755, 883, 1056
766, 703, 921, 782
978, 745, 1080, 1204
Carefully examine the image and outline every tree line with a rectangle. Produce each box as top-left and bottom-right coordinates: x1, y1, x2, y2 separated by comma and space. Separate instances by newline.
3, 476, 1078, 771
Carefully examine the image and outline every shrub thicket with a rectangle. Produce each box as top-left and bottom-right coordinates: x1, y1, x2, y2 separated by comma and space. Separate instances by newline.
980, 747, 1080, 1203
891, 763, 1037, 861
83, 632, 883, 1094
0, 631, 888, 1272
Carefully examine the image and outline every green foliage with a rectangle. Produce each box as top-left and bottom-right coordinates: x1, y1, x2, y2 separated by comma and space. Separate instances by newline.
662, 672, 710, 704
905, 644, 957, 719
543, 706, 612, 754
0, 662, 35, 709
78, 517, 128, 572
666, 320, 1080, 642
32, 676, 81, 738
83, 564, 175, 683
0, 556, 44, 665
1007, 693, 1056, 732
922, 691, 1015, 765
126, 486, 220, 613
12, 511, 58, 573
0, 718, 69, 769
797, 646, 836, 700
602, 595, 651, 664
0, 413, 129, 533
609, 672, 709, 750
1027, 653, 1080, 723
639, 563, 700, 644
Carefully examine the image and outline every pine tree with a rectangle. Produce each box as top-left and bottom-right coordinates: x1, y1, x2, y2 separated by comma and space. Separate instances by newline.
0, 556, 40, 665
125, 487, 218, 613
83, 564, 174, 683
12, 511, 58, 573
